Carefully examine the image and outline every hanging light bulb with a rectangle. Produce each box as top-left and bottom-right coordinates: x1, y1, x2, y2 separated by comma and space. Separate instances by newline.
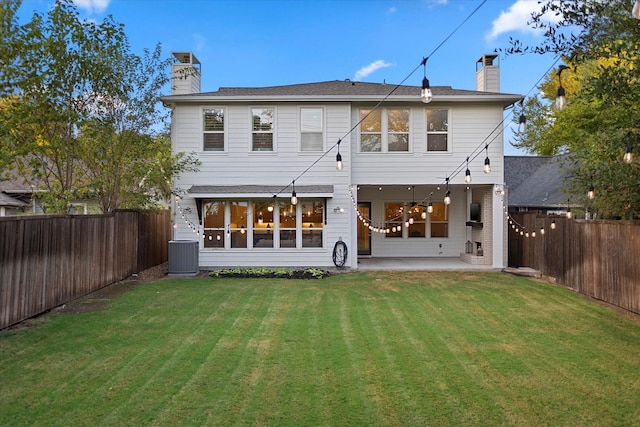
483, 145, 491, 174
540, 226, 545, 235
240, 224, 245, 234
420, 57, 432, 103
531, 230, 536, 238
291, 180, 297, 206
633, 0, 640, 19
556, 65, 569, 110
421, 207, 427, 220
465, 157, 471, 183
258, 213, 264, 224
409, 215, 414, 225
550, 219, 556, 230
587, 183, 595, 200
444, 191, 451, 205
216, 232, 221, 241
566, 199, 572, 219
518, 113, 527, 133
624, 131, 634, 164
336, 139, 343, 171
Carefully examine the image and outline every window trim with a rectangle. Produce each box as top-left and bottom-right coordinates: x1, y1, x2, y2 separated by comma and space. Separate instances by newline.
425, 108, 450, 153
251, 106, 275, 152
358, 107, 411, 153
202, 107, 226, 153
300, 107, 325, 152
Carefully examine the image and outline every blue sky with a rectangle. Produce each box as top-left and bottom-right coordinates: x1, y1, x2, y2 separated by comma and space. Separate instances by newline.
18, 0, 562, 155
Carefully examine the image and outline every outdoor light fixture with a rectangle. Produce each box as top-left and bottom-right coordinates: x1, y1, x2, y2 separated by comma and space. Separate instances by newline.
556, 65, 569, 110
409, 215, 414, 225
624, 131, 634, 164
634, 0, 640, 19
566, 199, 572, 219
258, 213, 264, 224
540, 226, 545, 235
336, 139, 343, 171
518, 112, 527, 133
443, 178, 451, 205
588, 183, 595, 200
427, 192, 433, 214
484, 145, 491, 174
291, 181, 298, 205
551, 219, 556, 230
465, 157, 471, 183
421, 57, 433, 103
421, 206, 427, 220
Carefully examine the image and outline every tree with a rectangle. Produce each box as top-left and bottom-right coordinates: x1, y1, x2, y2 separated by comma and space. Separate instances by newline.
0, 0, 198, 213
501, 0, 640, 219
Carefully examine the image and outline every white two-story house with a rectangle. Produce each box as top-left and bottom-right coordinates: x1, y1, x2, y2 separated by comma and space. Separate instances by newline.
161, 52, 521, 270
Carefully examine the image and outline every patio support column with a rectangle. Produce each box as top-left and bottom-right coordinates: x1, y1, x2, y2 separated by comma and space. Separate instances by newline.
492, 189, 505, 268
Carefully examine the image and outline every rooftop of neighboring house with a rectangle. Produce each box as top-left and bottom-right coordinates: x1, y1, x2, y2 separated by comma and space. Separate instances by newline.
505, 154, 571, 209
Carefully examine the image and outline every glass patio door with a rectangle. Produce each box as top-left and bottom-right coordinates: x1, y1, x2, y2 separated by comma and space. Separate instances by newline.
357, 202, 371, 256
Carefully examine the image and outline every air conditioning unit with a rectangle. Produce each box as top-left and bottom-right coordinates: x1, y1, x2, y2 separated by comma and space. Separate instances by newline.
168, 240, 199, 276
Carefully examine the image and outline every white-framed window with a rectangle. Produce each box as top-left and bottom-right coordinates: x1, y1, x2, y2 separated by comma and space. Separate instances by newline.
359, 108, 410, 152
301, 200, 324, 247
252, 107, 274, 151
430, 202, 449, 237
203, 108, 224, 151
203, 201, 225, 248
300, 107, 324, 151
201, 198, 325, 249
426, 109, 449, 152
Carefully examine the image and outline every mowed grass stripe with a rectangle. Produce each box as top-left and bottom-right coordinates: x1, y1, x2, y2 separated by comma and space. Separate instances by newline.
1, 272, 640, 426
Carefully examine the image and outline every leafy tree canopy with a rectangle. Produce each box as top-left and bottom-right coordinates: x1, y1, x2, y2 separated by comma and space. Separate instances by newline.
0, 0, 198, 213
501, 0, 640, 219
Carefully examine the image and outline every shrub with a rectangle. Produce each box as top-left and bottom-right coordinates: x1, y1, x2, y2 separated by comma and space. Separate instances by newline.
209, 267, 331, 279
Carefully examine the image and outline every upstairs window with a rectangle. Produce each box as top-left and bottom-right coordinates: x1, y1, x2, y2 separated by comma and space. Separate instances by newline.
203, 108, 224, 151
300, 108, 323, 151
252, 107, 274, 151
426, 109, 448, 152
360, 108, 410, 152
387, 109, 410, 151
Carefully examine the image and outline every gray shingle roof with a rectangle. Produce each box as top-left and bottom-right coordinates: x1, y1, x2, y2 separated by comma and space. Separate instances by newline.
505, 155, 571, 209
162, 80, 521, 102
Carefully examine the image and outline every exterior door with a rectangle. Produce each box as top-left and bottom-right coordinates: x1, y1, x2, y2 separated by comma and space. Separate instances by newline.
357, 202, 371, 256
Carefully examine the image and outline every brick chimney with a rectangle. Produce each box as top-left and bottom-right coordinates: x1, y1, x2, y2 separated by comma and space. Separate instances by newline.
171, 52, 201, 95
476, 54, 499, 92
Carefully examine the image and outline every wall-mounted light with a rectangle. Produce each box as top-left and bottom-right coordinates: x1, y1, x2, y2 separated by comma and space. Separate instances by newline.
333, 206, 344, 213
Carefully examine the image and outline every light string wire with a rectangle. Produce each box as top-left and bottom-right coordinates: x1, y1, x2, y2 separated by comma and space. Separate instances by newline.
269, 0, 489, 198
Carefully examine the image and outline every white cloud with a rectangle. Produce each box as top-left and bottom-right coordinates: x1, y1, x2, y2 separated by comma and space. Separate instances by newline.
486, 0, 561, 41
72, 0, 110, 14
192, 33, 207, 51
354, 60, 392, 81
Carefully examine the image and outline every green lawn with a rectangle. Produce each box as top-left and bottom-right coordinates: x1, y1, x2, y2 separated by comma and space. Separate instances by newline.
1, 272, 639, 426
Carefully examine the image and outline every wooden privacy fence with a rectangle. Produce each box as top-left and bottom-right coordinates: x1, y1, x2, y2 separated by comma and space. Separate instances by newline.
0, 210, 171, 329
509, 212, 640, 315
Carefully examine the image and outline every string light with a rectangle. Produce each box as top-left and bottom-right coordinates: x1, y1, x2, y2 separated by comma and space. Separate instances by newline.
483, 145, 491, 174
291, 180, 297, 206
551, 219, 556, 230
421, 57, 433, 103
465, 157, 471, 183
556, 65, 569, 110
444, 178, 451, 205
566, 198, 572, 219
336, 139, 343, 171
624, 131, 634, 164
587, 177, 595, 200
